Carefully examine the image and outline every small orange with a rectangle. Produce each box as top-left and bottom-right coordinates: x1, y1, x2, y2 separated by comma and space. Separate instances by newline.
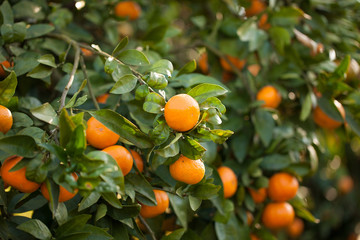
198, 52, 209, 74
258, 14, 270, 30
262, 202, 295, 229
248, 64, 261, 77
41, 173, 78, 202
245, 0, 267, 17
313, 100, 345, 129
247, 211, 254, 225
1, 156, 40, 193
250, 234, 260, 240
102, 145, 133, 176
287, 217, 304, 238
96, 93, 110, 104
0, 105, 13, 134
114, 1, 141, 20
140, 189, 169, 218
86, 117, 120, 149
169, 155, 205, 185
217, 166, 238, 198
164, 94, 200, 132
249, 187, 267, 203
256, 85, 281, 109
130, 149, 144, 173
0, 60, 13, 77
220, 55, 246, 72
80, 47, 93, 57
222, 71, 235, 83
338, 175, 354, 195
268, 173, 298, 202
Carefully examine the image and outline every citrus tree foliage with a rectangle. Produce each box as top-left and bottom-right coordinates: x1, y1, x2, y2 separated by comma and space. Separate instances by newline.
0, 0, 360, 240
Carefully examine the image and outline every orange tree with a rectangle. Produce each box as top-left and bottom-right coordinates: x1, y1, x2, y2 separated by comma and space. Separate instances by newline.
0, 0, 360, 240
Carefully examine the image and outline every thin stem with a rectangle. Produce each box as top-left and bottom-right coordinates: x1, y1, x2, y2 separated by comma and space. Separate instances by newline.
139, 215, 157, 240
79, 55, 100, 110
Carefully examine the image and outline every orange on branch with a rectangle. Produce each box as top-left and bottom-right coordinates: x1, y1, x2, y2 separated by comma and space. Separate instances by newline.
41, 173, 78, 202
0, 105, 13, 134
262, 202, 295, 229
169, 155, 205, 185
130, 149, 144, 173
0, 60, 13, 77
268, 172, 299, 202
86, 117, 120, 149
198, 52, 209, 74
102, 145, 133, 176
96, 93, 110, 104
217, 166, 238, 198
249, 187, 267, 203
80, 47, 93, 57
114, 1, 141, 20
245, 0, 266, 17
140, 189, 169, 218
220, 55, 246, 72
287, 217, 304, 238
256, 85, 281, 109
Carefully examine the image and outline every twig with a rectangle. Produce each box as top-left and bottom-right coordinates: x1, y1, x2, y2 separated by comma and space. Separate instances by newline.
201, 42, 256, 101
139, 215, 157, 240
79, 55, 100, 110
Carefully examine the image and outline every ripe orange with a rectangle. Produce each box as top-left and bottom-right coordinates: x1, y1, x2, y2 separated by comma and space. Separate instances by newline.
114, 1, 141, 20
268, 172, 299, 202
80, 47, 93, 57
140, 189, 169, 218
249, 187, 267, 203
164, 94, 200, 132
262, 202, 295, 229
198, 52, 209, 74
247, 211, 254, 225
217, 166, 238, 198
313, 100, 345, 129
169, 155, 205, 185
86, 117, 120, 149
338, 175, 354, 195
256, 85, 282, 109
245, 0, 266, 17
41, 173, 78, 202
220, 55, 246, 72
287, 217, 304, 238
1, 156, 40, 193
130, 149, 144, 173
248, 64, 261, 77
258, 14, 270, 30
0, 60, 13, 77
102, 145, 133, 176
96, 93, 110, 104
222, 71, 235, 83
250, 234, 260, 240
0, 105, 13, 134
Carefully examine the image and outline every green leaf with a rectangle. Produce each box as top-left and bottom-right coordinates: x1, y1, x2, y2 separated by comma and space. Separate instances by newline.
25, 155, 47, 183
13, 1, 45, 21
12, 112, 33, 128
149, 117, 170, 146
300, 93, 312, 121
17, 219, 52, 240
59, 109, 75, 148
143, 24, 168, 42
271, 7, 303, 27
269, 27, 291, 54
161, 228, 186, 240
215, 213, 250, 240
26, 24, 54, 39
317, 97, 343, 122
0, 135, 37, 157
37, 54, 57, 68
149, 59, 174, 77
169, 194, 189, 228
0, 1, 14, 24
187, 83, 228, 104
260, 154, 292, 170
31, 103, 59, 126
345, 108, 360, 137
110, 74, 138, 94
176, 60, 197, 77
189, 195, 202, 211
55, 203, 68, 226
107, 204, 141, 221
90, 109, 153, 148
200, 97, 226, 115
135, 85, 150, 100
1, 22, 27, 43
126, 173, 156, 205
101, 193, 122, 209
64, 80, 87, 109
78, 192, 101, 211
117, 49, 150, 66
209, 129, 234, 144
55, 215, 91, 238
143, 92, 165, 114
179, 136, 206, 160
146, 72, 168, 89
189, 183, 221, 200
289, 197, 319, 223
0, 71, 17, 105
66, 124, 86, 156
27, 64, 53, 81
112, 36, 129, 57
252, 108, 274, 147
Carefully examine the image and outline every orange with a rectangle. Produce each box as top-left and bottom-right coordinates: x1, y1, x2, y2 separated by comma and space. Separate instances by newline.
41, 173, 78, 202
313, 100, 345, 129
248, 64, 261, 77
0, 105, 13, 134
1, 156, 40, 193
102, 145, 133, 176
140, 189, 169, 218
130, 149, 144, 173
96, 93, 110, 104
169, 155, 205, 185
198, 52, 209, 74
250, 234, 260, 240
287, 217, 304, 238
222, 71, 235, 83
80, 47, 93, 57
0, 60, 13, 77
220, 55, 246, 72
268, 173, 298, 202
262, 202, 295, 229
258, 14, 270, 30
338, 175, 354, 195
256, 85, 282, 108
247, 211, 254, 225
245, 0, 266, 17
164, 94, 200, 132
249, 187, 267, 203
86, 117, 120, 149
217, 166, 238, 198
114, 1, 141, 20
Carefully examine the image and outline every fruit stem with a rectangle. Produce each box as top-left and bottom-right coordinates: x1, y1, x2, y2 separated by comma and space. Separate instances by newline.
79, 55, 100, 110
139, 215, 157, 240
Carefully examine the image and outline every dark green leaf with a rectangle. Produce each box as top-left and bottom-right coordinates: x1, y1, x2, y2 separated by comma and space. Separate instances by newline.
110, 74, 138, 94
317, 97, 343, 122
143, 92, 165, 114
31, 103, 59, 125
189, 183, 221, 200
187, 83, 228, 104
300, 93, 312, 121
26, 24, 54, 39
27, 64, 53, 81
17, 219, 52, 240
78, 192, 101, 211
0, 71, 17, 105
260, 154, 292, 170
101, 193, 122, 209
55, 215, 91, 238
179, 136, 206, 160
176, 60, 197, 77
112, 36, 129, 57
1, 1, 14, 24
117, 50, 150, 66
252, 109, 274, 147
0, 135, 37, 158
37, 54, 57, 68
